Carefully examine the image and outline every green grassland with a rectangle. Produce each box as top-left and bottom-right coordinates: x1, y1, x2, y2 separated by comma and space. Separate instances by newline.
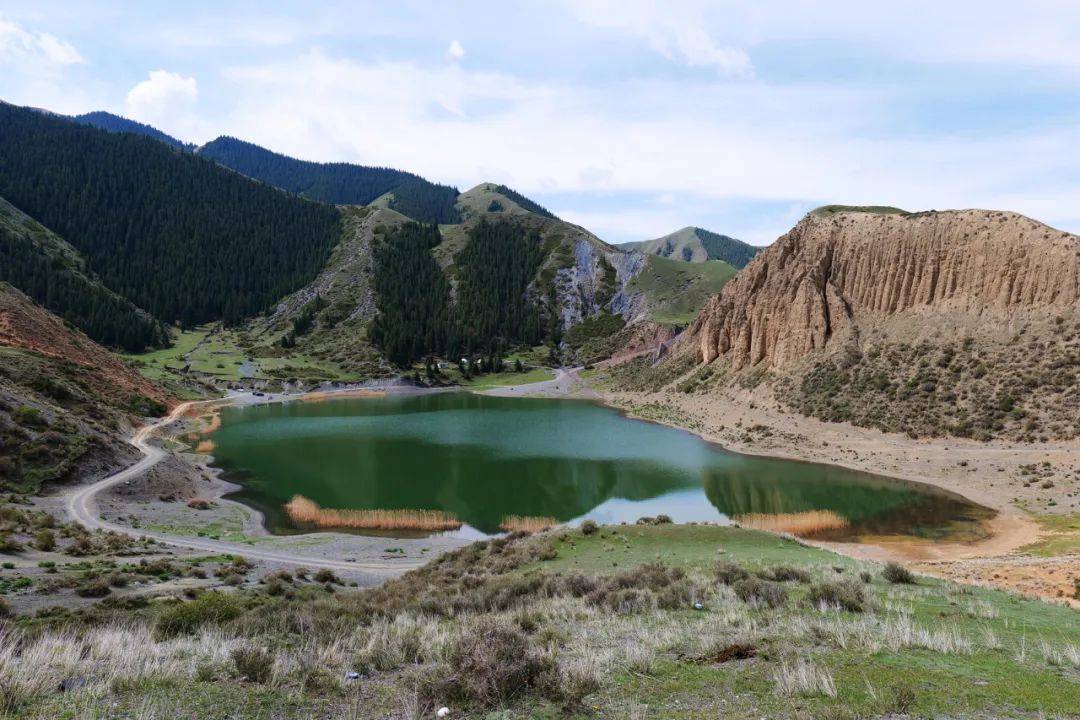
627, 255, 737, 325
461, 366, 555, 390
4, 523, 1076, 719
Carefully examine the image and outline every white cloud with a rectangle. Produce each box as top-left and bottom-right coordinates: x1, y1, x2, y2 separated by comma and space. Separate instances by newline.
125, 70, 201, 139
447, 40, 465, 61
566, 1, 752, 75
213, 48, 1080, 241
0, 14, 83, 66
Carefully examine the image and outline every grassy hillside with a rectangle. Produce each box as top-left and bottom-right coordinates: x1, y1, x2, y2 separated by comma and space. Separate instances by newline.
627, 227, 760, 268
1, 523, 1075, 718
626, 255, 738, 325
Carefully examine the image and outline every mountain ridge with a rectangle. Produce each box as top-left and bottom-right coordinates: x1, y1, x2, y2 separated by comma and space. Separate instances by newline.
623, 226, 760, 268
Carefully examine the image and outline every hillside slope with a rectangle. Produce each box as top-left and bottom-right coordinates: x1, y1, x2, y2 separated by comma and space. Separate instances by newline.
199, 136, 461, 224
0, 197, 166, 351
73, 111, 192, 150
624, 226, 760, 267
668, 207, 1080, 440
0, 102, 341, 326
0, 283, 171, 492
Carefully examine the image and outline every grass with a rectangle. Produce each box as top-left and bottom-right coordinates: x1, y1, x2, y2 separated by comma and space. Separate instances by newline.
460, 366, 554, 390
626, 255, 737, 325
499, 515, 559, 533
3, 524, 1077, 718
1020, 513, 1080, 557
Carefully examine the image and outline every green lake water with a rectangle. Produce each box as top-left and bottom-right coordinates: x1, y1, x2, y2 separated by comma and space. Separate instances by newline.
208, 392, 993, 540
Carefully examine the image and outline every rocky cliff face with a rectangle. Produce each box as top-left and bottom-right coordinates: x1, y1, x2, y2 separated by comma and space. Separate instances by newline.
683, 208, 1080, 371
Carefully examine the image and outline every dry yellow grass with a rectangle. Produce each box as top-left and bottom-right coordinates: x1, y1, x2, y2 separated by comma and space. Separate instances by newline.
194, 440, 215, 454
283, 495, 462, 531
733, 510, 849, 536
499, 515, 559, 533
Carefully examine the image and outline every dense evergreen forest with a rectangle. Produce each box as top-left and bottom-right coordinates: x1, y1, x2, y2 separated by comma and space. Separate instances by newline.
368, 223, 454, 366
0, 104, 341, 326
455, 219, 547, 351
0, 201, 167, 351
199, 137, 461, 224
369, 219, 551, 366
695, 227, 760, 268
492, 185, 558, 219
74, 111, 192, 151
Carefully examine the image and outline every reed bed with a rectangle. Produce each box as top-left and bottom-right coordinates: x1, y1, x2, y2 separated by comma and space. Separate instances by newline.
283, 495, 462, 531
499, 515, 559, 533
733, 510, 849, 536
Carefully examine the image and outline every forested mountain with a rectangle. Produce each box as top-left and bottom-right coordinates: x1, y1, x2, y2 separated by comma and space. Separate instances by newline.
199, 136, 461, 224
454, 218, 547, 350
0, 197, 166, 351
623, 227, 760, 268
0, 102, 341, 326
73, 111, 192, 151
368, 223, 454, 366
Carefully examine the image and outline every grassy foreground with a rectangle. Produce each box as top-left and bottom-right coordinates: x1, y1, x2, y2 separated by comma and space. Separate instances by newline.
1, 524, 1076, 719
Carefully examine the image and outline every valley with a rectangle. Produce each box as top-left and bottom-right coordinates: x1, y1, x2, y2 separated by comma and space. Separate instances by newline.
0, 97, 1078, 719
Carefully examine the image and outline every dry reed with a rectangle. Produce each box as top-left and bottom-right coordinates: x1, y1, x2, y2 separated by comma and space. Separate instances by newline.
733, 510, 849, 536
499, 515, 559, 533
283, 495, 462, 531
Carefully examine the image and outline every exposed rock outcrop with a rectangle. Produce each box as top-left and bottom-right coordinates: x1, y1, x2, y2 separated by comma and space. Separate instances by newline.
683, 208, 1080, 371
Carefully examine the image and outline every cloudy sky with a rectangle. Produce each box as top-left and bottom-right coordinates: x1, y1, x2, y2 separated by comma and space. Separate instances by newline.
2, 1, 1079, 245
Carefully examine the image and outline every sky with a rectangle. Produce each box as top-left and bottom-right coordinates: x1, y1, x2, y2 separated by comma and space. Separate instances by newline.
2, 1, 1079, 246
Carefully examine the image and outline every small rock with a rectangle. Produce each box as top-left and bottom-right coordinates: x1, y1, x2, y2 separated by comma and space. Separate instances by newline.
436, 707, 450, 718
345, 671, 360, 680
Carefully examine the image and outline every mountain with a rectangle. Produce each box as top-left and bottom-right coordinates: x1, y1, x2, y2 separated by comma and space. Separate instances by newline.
667, 206, 1080, 440
256, 183, 740, 370
0, 197, 167, 351
73, 111, 192, 150
0, 283, 172, 492
623, 227, 760, 268
0, 102, 341, 326
198, 136, 461, 224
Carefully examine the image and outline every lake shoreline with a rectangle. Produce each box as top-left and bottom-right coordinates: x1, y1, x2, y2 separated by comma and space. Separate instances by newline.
110, 373, 1077, 602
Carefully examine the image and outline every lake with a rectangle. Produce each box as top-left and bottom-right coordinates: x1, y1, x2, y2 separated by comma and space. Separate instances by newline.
208, 392, 992, 541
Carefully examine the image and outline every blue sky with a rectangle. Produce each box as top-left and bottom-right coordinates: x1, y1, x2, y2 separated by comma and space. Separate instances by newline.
2, 1, 1079, 245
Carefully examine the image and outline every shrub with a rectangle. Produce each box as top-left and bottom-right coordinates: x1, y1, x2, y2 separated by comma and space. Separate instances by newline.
313, 568, 340, 584
419, 619, 558, 710
882, 562, 916, 584
807, 580, 866, 612
0, 597, 10, 618
231, 645, 273, 683
33, 529, 55, 551
714, 560, 750, 585
580, 520, 598, 536
155, 591, 243, 639
732, 577, 787, 608
74, 578, 111, 597
859, 571, 872, 584
758, 565, 810, 583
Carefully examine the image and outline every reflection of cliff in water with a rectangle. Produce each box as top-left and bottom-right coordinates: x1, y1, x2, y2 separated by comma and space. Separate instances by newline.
702, 467, 994, 541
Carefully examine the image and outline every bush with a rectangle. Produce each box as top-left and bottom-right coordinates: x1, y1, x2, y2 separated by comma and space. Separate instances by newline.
313, 568, 340, 584
33, 529, 55, 551
231, 645, 273, 683
714, 560, 750, 585
758, 565, 810, 583
74, 577, 111, 597
155, 591, 243, 639
580, 520, 598, 536
882, 562, 916, 584
419, 619, 558, 710
732, 577, 787, 608
807, 580, 866, 612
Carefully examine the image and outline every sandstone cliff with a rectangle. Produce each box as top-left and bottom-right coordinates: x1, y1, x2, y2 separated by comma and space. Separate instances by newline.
683, 208, 1080, 371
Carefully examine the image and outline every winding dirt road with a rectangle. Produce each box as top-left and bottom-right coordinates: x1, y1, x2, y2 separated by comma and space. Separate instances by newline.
65, 399, 422, 579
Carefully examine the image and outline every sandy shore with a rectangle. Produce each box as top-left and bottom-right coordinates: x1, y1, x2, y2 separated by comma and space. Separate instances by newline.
594, 381, 1079, 604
